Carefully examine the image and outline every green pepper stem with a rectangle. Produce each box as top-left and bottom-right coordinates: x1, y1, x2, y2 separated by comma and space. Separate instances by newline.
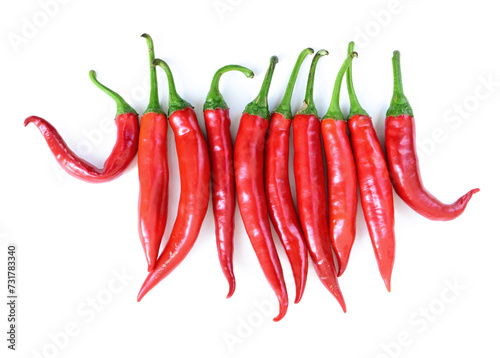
274, 48, 314, 120
142, 34, 163, 115
297, 49, 328, 116
346, 41, 369, 117
88, 70, 137, 117
243, 56, 278, 120
386, 50, 414, 117
153, 59, 193, 116
323, 52, 358, 120
203, 65, 254, 111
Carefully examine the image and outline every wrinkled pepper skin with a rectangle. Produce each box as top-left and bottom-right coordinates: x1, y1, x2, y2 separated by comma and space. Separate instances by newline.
204, 108, 236, 297
321, 119, 357, 277
138, 107, 210, 300
348, 114, 395, 291
235, 113, 288, 322
24, 113, 139, 183
293, 113, 346, 312
265, 112, 308, 303
386, 115, 479, 220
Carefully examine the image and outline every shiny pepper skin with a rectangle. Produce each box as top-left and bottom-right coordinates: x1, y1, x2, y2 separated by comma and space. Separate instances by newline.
292, 50, 346, 311
203, 64, 253, 298
138, 108, 210, 301
385, 50, 479, 221
320, 50, 359, 277
24, 70, 139, 183
24, 113, 139, 183
385, 114, 479, 220
137, 58, 210, 301
204, 108, 236, 297
137, 111, 169, 271
293, 113, 346, 311
235, 113, 288, 322
234, 56, 288, 322
137, 34, 169, 272
265, 112, 308, 303
264, 48, 312, 304
348, 114, 395, 291
346, 41, 395, 291
321, 119, 357, 277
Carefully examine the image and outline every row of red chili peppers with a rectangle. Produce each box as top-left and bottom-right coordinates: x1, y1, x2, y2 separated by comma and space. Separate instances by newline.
25, 36, 479, 321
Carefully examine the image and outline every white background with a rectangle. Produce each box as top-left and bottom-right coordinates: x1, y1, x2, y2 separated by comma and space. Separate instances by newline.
1, 0, 499, 357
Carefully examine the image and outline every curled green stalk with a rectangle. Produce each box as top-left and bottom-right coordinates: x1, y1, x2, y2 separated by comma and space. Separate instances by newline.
323, 51, 358, 120
274, 48, 314, 119
346, 41, 368, 117
153, 59, 193, 116
297, 49, 328, 117
244, 56, 279, 120
386, 50, 414, 117
88, 70, 137, 117
142, 33, 163, 115
204, 65, 254, 111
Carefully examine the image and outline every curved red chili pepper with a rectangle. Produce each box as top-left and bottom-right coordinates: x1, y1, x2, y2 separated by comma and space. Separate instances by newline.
137, 59, 210, 301
385, 51, 479, 220
293, 50, 346, 312
234, 56, 289, 322
24, 71, 139, 183
321, 52, 358, 277
346, 41, 394, 291
265, 48, 312, 304
203, 64, 254, 298
137, 34, 169, 272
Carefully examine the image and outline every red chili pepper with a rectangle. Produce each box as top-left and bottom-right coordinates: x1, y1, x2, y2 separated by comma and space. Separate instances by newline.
234, 56, 289, 321
346, 41, 395, 291
203, 64, 254, 298
321, 51, 358, 277
385, 51, 479, 220
137, 34, 169, 272
24, 72, 139, 183
265, 48, 312, 304
293, 50, 346, 311
137, 59, 210, 301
